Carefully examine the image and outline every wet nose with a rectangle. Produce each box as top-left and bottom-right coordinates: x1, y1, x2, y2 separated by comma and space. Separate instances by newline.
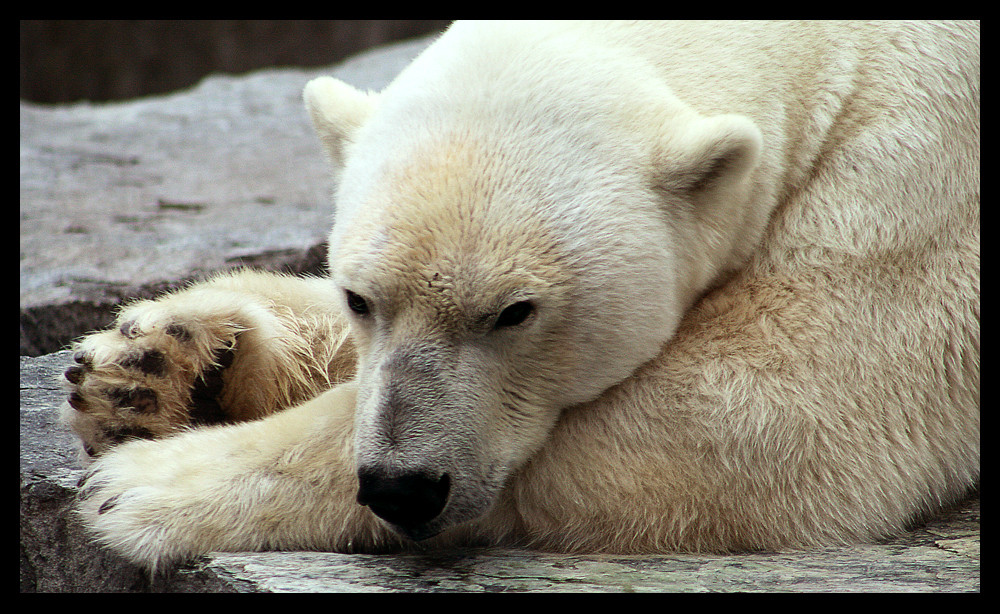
356, 467, 450, 532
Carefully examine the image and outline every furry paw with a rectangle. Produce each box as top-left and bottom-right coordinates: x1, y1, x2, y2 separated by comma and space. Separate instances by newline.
61, 297, 244, 458
76, 432, 240, 571
75, 382, 368, 571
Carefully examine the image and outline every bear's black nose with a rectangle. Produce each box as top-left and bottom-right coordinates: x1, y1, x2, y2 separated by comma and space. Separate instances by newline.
356, 468, 450, 533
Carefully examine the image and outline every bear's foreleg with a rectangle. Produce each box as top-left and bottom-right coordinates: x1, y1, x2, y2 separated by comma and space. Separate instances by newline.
77, 382, 400, 572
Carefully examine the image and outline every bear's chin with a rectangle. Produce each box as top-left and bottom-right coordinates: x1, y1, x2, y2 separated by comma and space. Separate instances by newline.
388, 522, 445, 542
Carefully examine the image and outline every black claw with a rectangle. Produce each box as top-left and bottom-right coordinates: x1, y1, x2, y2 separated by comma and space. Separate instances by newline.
68, 391, 88, 411
98, 494, 120, 514
78, 477, 96, 498
64, 365, 86, 384
119, 320, 140, 339
73, 350, 92, 366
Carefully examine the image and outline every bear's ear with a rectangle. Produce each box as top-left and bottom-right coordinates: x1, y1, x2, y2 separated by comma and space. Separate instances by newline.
655, 113, 762, 208
303, 76, 380, 170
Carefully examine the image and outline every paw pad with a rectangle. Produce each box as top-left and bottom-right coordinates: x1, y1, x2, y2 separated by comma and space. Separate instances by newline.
120, 349, 167, 377
63, 304, 247, 456
165, 323, 192, 341
108, 387, 159, 414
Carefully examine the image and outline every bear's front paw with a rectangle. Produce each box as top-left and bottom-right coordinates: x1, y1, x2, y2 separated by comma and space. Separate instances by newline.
62, 299, 243, 458
77, 437, 219, 571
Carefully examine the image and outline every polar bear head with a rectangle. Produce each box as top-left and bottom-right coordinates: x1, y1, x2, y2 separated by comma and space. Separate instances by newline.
303, 34, 762, 541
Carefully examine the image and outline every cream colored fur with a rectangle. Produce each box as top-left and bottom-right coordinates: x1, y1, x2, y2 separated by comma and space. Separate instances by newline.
66, 20, 978, 571
62, 271, 355, 457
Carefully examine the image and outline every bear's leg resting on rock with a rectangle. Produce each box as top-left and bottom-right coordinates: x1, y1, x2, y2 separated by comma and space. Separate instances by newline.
76, 382, 400, 573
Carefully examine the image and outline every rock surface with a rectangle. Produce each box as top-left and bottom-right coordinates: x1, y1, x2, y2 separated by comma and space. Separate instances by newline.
20, 35, 436, 356
20, 351, 980, 592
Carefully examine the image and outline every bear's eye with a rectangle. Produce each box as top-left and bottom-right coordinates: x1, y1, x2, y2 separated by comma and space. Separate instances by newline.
345, 290, 371, 316
494, 300, 534, 329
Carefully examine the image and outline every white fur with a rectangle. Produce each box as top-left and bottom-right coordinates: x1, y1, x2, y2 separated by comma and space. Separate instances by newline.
69, 21, 978, 570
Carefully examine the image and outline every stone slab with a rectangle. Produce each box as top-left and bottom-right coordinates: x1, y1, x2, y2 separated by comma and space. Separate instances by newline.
186, 544, 980, 593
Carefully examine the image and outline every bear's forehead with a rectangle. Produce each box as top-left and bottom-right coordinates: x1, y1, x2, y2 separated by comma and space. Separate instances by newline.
335, 211, 568, 317
333, 134, 574, 296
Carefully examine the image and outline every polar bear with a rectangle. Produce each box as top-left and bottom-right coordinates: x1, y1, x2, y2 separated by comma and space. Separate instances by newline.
63, 20, 979, 571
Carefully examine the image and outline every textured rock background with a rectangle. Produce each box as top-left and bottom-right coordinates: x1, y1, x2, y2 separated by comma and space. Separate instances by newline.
20, 30, 437, 356
20, 25, 979, 593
